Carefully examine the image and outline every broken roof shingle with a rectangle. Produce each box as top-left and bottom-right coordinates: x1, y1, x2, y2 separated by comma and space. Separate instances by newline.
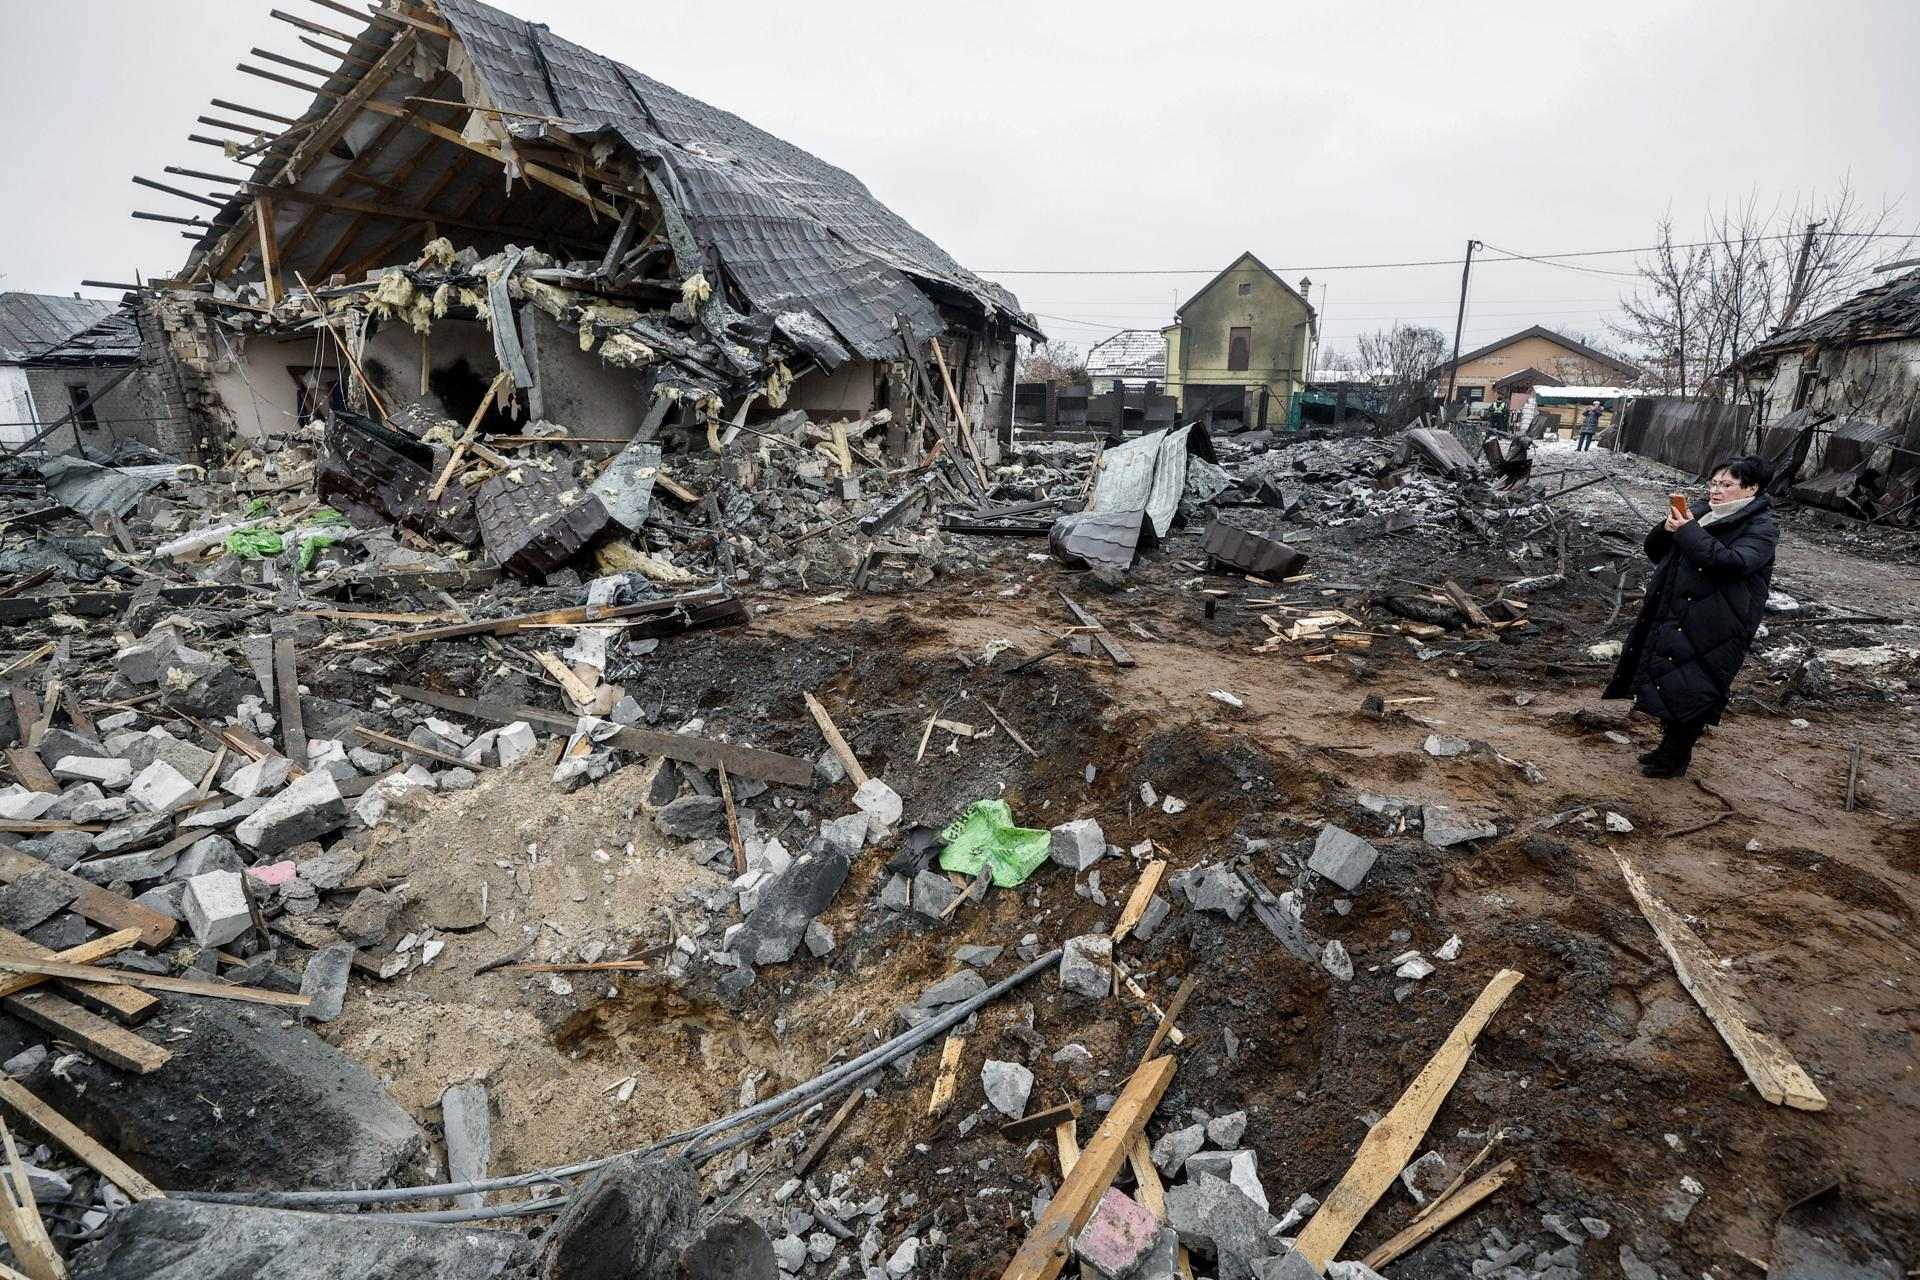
1737, 269, 1920, 366
0, 294, 120, 364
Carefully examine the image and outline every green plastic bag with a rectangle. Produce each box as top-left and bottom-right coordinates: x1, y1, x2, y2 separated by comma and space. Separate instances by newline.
937, 799, 1051, 887
224, 528, 285, 558
244, 497, 270, 518
298, 533, 339, 571
308, 506, 349, 526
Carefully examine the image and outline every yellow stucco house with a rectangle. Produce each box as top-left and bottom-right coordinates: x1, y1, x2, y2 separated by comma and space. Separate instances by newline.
1431, 325, 1641, 408
1161, 252, 1317, 429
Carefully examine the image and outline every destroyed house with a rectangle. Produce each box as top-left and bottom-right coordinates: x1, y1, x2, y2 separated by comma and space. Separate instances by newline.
140, 0, 1037, 460
0, 294, 154, 457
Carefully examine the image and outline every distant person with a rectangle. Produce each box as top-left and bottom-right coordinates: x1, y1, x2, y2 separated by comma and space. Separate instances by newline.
1575, 400, 1603, 451
1487, 400, 1510, 431
1603, 455, 1779, 778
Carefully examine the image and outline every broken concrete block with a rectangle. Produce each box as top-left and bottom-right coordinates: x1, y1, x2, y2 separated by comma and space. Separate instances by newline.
1308, 824, 1378, 892
353, 775, 430, 829
1175, 864, 1249, 920
91, 811, 174, 854
40, 783, 102, 821
69, 1198, 530, 1280
300, 943, 355, 1023
1060, 933, 1113, 999
878, 873, 911, 911
1134, 894, 1171, 941
915, 969, 986, 1010
730, 851, 850, 967
0, 789, 58, 822
1251, 1249, 1322, 1279
173, 834, 243, 881
1049, 818, 1106, 871
128, 760, 197, 814
818, 812, 869, 858
337, 888, 399, 948
803, 919, 835, 957
911, 869, 958, 918
1423, 734, 1471, 757
954, 944, 1002, 969
439, 767, 478, 792
495, 721, 539, 767
1166, 1175, 1277, 1273
51, 756, 132, 789
181, 870, 251, 947
226, 755, 295, 800
1075, 1188, 1161, 1279
654, 794, 727, 838
1321, 939, 1353, 982
72, 847, 178, 886
116, 732, 215, 782
1421, 804, 1497, 848
1151, 1123, 1205, 1176
1186, 1149, 1268, 1211
0, 868, 79, 932
981, 1059, 1034, 1118
236, 770, 347, 855
440, 1081, 492, 1211
1206, 1110, 1248, 1148
852, 778, 903, 830
533, 1153, 698, 1280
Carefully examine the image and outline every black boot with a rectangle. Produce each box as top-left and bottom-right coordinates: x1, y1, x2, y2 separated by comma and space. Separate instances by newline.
1642, 721, 1701, 778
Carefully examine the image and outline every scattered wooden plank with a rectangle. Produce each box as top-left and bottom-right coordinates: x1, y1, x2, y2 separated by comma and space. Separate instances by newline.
926, 1034, 965, 1117
494, 960, 649, 975
794, 1076, 871, 1179
1000, 1100, 1081, 1144
1617, 856, 1827, 1111
1111, 860, 1167, 943
0, 928, 153, 1022
337, 587, 736, 651
1127, 1136, 1196, 1280
1137, 971, 1198, 1067
388, 685, 812, 786
0, 1077, 162, 1201
1001, 1055, 1178, 1280
1441, 579, 1493, 628
1291, 969, 1524, 1270
428, 370, 511, 501
1058, 593, 1135, 668
804, 692, 869, 787
0, 1114, 64, 1280
1361, 1158, 1517, 1270
717, 763, 747, 876
4, 750, 57, 796
534, 650, 600, 707
272, 635, 308, 771
1054, 1119, 1098, 1280
0, 646, 54, 679
0, 845, 176, 949
0, 823, 103, 836
3, 990, 170, 1074
1110, 959, 1184, 1046
0, 958, 310, 1009
981, 700, 1037, 757
347, 726, 485, 771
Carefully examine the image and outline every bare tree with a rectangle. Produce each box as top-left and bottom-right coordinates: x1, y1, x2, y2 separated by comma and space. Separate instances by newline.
1357, 323, 1447, 425
1615, 182, 1914, 399
1017, 340, 1087, 387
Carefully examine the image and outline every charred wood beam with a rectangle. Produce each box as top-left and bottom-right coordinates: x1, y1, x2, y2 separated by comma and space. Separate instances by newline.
197, 115, 278, 138
165, 166, 244, 186
249, 47, 344, 81
370, 5, 454, 39
132, 176, 229, 211
309, 0, 400, 26
298, 34, 378, 71
270, 7, 388, 55
361, 100, 622, 218
209, 98, 299, 126
236, 63, 340, 98
133, 210, 214, 228
242, 182, 584, 245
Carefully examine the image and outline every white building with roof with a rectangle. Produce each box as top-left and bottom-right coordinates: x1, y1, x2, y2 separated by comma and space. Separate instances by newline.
1084, 330, 1167, 392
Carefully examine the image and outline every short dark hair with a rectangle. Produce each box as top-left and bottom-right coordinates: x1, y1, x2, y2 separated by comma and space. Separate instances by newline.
1710, 454, 1772, 491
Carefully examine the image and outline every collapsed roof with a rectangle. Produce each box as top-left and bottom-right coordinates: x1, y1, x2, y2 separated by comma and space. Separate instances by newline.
0, 294, 119, 364
1734, 268, 1920, 368
166, 0, 1035, 399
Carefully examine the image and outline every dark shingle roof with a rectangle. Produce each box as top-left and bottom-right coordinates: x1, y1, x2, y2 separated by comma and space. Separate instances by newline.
0, 294, 118, 364
34, 309, 143, 366
431, 0, 1034, 365
1735, 269, 1920, 367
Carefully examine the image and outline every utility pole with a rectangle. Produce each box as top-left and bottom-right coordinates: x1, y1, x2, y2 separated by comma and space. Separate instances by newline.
1779, 219, 1825, 331
1443, 239, 1482, 412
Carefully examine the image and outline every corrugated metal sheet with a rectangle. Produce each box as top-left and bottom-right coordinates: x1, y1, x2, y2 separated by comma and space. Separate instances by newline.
1088, 424, 1216, 536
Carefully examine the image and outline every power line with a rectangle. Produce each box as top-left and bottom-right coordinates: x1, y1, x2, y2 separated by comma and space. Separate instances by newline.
981, 230, 1917, 275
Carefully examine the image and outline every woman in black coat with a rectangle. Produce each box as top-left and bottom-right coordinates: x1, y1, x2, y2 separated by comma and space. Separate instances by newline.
1603, 454, 1780, 777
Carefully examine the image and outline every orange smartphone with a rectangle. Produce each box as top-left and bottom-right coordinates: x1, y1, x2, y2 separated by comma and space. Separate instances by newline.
1668, 493, 1689, 520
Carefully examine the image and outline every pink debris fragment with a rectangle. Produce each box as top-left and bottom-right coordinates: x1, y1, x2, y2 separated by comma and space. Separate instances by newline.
1074, 1187, 1159, 1278
245, 860, 299, 886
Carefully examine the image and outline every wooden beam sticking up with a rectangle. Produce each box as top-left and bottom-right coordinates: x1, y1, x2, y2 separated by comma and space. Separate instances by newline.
1111, 860, 1168, 943
272, 634, 305, 768
1617, 856, 1827, 1111
1001, 1055, 1178, 1280
0, 1114, 64, 1280
298, 34, 378, 70
427, 369, 510, 500
254, 195, 283, 308
359, 100, 621, 218
804, 693, 869, 788
131, 176, 228, 211
236, 62, 339, 97
165, 165, 243, 186
1290, 969, 1524, 1271
210, 97, 298, 126
271, 8, 385, 55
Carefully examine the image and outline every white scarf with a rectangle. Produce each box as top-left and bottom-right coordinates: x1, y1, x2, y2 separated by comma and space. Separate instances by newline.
1696, 495, 1755, 528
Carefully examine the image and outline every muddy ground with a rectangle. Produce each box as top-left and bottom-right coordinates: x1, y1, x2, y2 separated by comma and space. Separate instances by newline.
314, 436, 1919, 1277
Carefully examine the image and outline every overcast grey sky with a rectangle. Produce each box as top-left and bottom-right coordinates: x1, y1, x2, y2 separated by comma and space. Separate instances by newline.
3, 0, 1916, 358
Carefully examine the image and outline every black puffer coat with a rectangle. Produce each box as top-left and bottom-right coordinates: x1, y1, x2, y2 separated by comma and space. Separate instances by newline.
1603, 496, 1779, 725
